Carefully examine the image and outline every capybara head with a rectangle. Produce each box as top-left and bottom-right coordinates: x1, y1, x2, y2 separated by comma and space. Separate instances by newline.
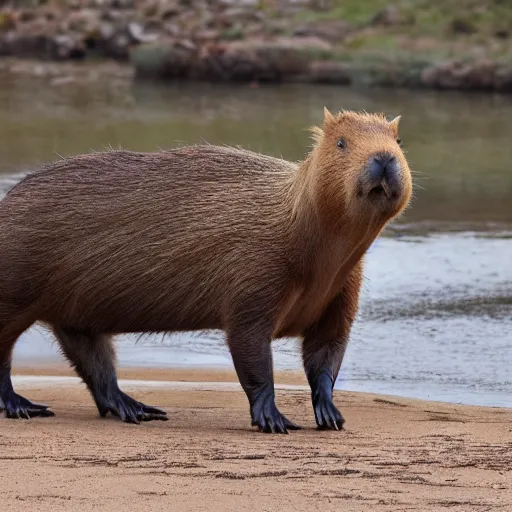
310, 108, 413, 224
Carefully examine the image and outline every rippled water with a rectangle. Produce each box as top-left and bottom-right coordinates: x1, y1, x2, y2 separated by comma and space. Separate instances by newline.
1, 72, 511, 407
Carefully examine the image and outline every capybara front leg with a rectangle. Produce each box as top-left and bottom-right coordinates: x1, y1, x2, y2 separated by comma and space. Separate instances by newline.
0, 322, 55, 419
302, 264, 362, 431
53, 327, 167, 424
302, 338, 346, 430
228, 320, 300, 434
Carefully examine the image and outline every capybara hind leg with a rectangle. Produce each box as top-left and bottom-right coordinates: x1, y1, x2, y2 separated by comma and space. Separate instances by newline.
228, 320, 300, 434
53, 327, 167, 424
302, 265, 362, 431
0, 321, 55, 419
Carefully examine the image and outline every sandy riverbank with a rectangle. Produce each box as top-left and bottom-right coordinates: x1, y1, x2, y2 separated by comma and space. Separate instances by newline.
1, 366, 511, 511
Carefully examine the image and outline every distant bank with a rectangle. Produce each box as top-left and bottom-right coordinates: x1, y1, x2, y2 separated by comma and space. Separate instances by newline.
1, 0, 512, 92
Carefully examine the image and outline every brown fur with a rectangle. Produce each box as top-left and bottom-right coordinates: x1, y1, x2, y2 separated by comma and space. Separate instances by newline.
0, 109, 412, 431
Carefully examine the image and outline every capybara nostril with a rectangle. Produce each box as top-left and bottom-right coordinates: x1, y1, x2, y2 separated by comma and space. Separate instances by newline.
367, 152, 396, 182
365, 152, 401, 197
368, 156, 387, 183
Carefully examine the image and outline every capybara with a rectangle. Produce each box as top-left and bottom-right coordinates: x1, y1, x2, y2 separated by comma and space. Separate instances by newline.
0, 108, 412, 433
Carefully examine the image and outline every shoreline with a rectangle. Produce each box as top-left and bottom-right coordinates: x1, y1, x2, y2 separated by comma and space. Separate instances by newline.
12, 363, 308, 386
2, 366, 511, 511
0, 51, 511, 94
11, 365, 512, 414
11, 363, 512, 411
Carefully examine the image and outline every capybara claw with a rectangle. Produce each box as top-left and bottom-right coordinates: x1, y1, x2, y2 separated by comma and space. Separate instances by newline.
102, 390, 168, 424
250, 392, 300, 434
314, 398, 344, 431
310, 370, 344, 431
1, 392, 55, 419
283, 417, 301, 430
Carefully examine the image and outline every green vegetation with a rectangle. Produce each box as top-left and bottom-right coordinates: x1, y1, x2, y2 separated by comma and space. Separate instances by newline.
285, 0, 512, 88
296, 0, 512, 32
294, 0, 512, 60
296, 0, 391, 24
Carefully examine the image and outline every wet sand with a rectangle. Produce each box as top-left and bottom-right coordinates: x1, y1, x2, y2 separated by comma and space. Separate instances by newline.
1, 366, 511, 511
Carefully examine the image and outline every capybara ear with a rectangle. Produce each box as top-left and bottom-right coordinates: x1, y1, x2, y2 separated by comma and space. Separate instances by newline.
389, 115, 401, 137
323, 107, 335, 127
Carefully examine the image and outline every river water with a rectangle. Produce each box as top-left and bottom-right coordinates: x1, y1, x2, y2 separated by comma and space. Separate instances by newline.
1, 72, 511, 407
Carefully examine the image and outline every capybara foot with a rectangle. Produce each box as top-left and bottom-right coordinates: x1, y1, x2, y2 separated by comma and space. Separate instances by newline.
311, 371, 344, 431
99, 389, 168, 424
313, 396, 344, 430
0, 392, 55, 419
250, 389, 301, 434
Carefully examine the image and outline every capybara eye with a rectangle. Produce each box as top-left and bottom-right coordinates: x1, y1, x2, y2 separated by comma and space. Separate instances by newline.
397, 138, 402, 147
337, 138, 345, 149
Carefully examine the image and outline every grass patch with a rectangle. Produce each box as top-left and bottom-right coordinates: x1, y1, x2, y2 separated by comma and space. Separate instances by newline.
295, 0, 391, 25
294, 0, 512, 39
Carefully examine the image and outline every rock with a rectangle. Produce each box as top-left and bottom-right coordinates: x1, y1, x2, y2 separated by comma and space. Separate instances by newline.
0, 31, 17, 56
223, 7, 265, 24
463, 60, 495, 90
131, 37, 318, 82
177, 38, 196, 51
17, 9, 37, 23
130, 40, 197, 78
421, 61, 459, 89
51, 34, 87, 60
86, 0, 107, 7
217, 0, 260, 6
293, 19, 351, 42
127, 21, 158, 43
67, 0, 83, 10
158, 3, 181, 21
108, 0, 135, 9
67, 9, 101, 34
143, 17, 163, 32
449, 18, 476, 35
42, 8, 59, 22
0, 29, 86, 60
99, 21, 115, 40
307, 60, 351, 84
95, 20, 158, 59
200, 39, 312, 82
163, 22, 181, 37
370, 5, 412, 27
494, 28, 509, 39
99, 9, 126, 22
421, 60, 496, 90
101, 28, 132, 59
195, 28, 220, 42
494, 66, 512, 92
